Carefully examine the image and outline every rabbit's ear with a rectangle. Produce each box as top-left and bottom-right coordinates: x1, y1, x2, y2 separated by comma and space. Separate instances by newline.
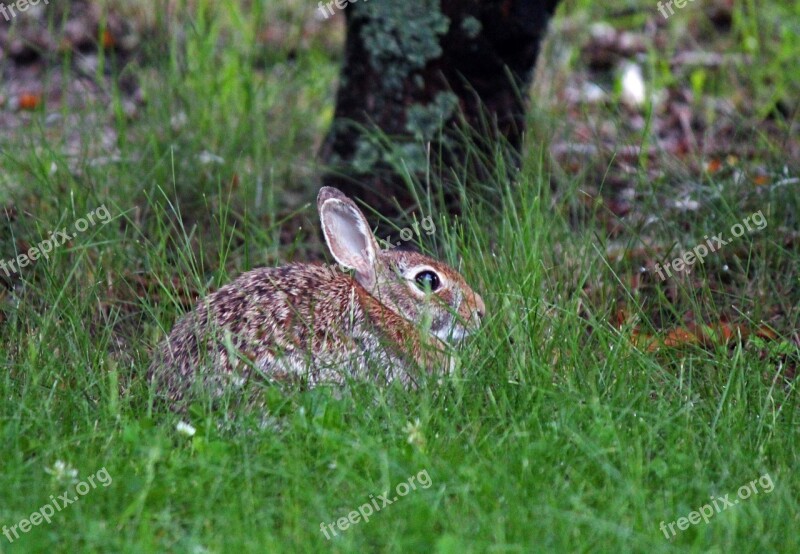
318, 188, 380, 289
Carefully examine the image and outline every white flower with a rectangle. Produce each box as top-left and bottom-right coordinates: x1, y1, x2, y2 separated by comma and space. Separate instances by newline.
403, 418, 426, 449
176, 421, 196, 437
620, 62, 645, 107
170, 111, 188, 131
45, 460, 79, 485
197, 150, 224, 165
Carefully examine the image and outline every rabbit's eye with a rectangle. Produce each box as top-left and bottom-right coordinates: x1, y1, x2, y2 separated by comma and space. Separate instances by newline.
414, 270, 440, 292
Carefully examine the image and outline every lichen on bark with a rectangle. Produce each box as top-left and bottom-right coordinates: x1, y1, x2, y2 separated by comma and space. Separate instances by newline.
406, 91, 459, 142
356, 1, 450, 95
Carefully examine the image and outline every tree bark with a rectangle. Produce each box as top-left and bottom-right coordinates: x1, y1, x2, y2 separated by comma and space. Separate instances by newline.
319, 0, 561, 218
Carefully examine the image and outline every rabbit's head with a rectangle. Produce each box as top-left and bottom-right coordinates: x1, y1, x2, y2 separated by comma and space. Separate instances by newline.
318, 187, 485, 345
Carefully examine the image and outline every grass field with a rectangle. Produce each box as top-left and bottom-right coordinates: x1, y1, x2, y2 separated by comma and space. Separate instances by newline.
1, 0, 798, 552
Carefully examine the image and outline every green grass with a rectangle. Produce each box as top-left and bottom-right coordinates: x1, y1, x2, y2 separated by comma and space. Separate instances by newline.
1, 0, 799, 552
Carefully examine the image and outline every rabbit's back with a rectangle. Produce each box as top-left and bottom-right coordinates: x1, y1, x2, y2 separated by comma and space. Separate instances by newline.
148, 264, 408, 403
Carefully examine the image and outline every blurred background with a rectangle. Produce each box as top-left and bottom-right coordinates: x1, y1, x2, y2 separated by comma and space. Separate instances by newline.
0, 1, 798, 552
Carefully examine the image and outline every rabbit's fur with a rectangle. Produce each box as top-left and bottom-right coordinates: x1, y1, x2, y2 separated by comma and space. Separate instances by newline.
148, 187, 485, 404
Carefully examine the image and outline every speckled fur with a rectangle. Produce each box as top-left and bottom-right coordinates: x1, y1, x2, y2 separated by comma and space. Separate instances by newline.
148, 187, 485, 406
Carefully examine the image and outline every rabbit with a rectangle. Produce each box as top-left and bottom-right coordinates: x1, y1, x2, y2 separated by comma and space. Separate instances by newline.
148, 186, 485, 405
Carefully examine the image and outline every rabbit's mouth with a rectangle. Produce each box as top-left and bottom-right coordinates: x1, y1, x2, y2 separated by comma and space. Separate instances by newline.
433, 324, 471, 344
430, 292, 484, 344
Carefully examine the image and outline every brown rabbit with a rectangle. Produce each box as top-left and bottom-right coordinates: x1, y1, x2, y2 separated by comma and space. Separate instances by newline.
148, 187, 485, 404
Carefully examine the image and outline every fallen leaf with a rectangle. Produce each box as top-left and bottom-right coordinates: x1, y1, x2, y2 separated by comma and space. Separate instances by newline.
705, 159, 723, 173
101, 30, 116, 49
18, 93, 41, 110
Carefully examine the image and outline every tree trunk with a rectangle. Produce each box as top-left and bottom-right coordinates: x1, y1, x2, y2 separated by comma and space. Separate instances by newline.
319, 0, 561, 218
